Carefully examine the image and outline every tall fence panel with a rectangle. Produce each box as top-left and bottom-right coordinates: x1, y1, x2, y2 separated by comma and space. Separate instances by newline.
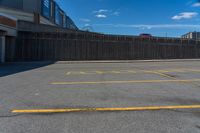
6, 31, 200, 62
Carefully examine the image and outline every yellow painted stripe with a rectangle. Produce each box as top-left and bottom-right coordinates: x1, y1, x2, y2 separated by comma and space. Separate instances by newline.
65, 69, 200, 76
154, 72, 175, 79
12, 105, 200, 114
111, 71, 121, 74
188, 69, 200, 72
80, 72, 87, 75
144, 71, 177, 79
95, 71, 104, 74
51, 79, 200, 85
126, 70, 137, 73
66, 72, 71, 75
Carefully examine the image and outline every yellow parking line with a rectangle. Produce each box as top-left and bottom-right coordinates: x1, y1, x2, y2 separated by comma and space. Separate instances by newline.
171, 69, 186, 72
51, 79, 200, 85
96, 71, 104, 74
126, 70, 137, 73
12, 105, 200, 114
144, 71, 177, 79
111, 71, 121, 74
80, 71, 86, 74
155, 69, 200, 73
154, 72, 175, 79
66, 72, 71, 75
156, 69, 175, 73
65, 69, 200, 76
188, 69, 200, 72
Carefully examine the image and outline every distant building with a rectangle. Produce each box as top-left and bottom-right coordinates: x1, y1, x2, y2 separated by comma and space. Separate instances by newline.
181, 32, 200, 40
0, 0, 78, 30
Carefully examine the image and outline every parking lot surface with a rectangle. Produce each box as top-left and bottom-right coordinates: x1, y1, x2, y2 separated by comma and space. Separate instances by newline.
0, 60, 200, 133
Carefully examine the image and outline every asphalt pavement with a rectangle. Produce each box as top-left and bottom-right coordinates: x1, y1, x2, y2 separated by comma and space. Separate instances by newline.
0, 60, 200, 133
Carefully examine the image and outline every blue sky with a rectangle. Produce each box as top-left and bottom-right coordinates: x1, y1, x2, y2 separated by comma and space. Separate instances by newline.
56, 0, 200, 37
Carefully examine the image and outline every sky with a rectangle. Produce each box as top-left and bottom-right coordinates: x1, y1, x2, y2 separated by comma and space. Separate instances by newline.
55, 0, 200, 37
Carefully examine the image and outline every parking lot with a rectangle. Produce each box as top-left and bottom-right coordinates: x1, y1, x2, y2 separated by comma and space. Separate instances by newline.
0, 60, 200, 133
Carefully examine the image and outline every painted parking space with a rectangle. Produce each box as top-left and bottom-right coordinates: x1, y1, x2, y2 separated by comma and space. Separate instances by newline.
51, 79, 200, 85
65, 68, 200, 76
66, 70, 137, 75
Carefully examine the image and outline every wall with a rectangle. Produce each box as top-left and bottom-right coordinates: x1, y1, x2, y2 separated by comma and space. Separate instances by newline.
0, 7, 34, 22
40, 16, 55, 26
0, 0, 40, 13
6, 31, 200, 62
0, 0, 23, 9
23, 0, 40, 13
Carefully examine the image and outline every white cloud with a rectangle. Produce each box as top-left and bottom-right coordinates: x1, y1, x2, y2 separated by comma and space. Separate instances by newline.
112, 11, 120, 16
192, 2, 200, 7
93, 9, 120, 18
92, 24, 200, 29
84, 24, 91, 27
93, 9, 108, 14
80, 18, 91, 22
93, 9, 108, 18
95, 14, 107, 18
172, 12, 198, 20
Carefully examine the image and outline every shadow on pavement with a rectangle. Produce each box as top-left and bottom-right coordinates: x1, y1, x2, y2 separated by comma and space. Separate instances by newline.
0, 62, 55, 77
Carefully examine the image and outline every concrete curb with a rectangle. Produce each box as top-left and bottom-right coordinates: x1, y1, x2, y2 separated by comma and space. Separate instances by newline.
2, 59, 200, 64
55, 59, 200, 64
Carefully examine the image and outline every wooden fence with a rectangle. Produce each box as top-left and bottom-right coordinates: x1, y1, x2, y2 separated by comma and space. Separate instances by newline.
6, 31, 200, 61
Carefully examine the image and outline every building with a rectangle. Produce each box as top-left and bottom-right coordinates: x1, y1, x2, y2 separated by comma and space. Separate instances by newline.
181, 32, 200, 40
0, 13, 17, 63
0, 0, 78, 29
0, 0, 78, 63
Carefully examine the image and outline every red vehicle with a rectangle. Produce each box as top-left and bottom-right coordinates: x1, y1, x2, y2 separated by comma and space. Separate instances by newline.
139, 33, 152, 39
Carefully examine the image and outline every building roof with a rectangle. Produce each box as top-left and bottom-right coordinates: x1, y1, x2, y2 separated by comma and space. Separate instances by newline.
0, 12, 17, 21
0, 13, 17, 28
